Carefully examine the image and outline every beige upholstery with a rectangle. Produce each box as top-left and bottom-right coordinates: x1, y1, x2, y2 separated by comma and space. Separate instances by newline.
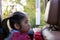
42, 28, 60, 40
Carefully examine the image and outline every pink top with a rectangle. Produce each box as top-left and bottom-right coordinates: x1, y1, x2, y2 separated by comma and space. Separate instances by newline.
10, 32, 31, 40
10, 31, 43, 40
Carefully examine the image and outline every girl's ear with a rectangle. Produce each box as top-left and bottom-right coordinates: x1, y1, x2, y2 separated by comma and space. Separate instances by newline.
14, 23, 20, 30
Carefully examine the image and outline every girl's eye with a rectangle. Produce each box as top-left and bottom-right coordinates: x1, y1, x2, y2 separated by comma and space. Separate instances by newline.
25, 21, 28, 23
25, 20, 28, 24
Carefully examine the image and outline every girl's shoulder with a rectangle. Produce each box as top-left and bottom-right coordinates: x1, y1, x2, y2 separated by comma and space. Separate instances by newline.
11, 30, 19, 34
4, 30, 19, 40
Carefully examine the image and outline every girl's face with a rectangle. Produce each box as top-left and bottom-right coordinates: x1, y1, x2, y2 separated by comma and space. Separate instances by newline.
19, 16, 30, 33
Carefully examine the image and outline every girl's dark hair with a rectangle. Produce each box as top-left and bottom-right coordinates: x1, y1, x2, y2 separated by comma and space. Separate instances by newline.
0, 16, 2, 27
2, 12, 26, 38
0, 16, 4, 40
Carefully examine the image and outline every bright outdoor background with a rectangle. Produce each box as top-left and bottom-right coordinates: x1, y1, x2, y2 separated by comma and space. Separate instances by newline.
2, 0, 45, 28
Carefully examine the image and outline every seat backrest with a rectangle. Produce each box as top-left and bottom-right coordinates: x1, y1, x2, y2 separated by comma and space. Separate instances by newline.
44, 0, 59, 25
42, 0, 60, 40
57, 0, 60, 27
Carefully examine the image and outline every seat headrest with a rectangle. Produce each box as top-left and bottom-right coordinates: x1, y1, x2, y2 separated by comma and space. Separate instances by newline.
44, 0, 59, 25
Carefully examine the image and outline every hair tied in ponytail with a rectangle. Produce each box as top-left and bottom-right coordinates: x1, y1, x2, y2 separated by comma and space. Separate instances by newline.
7, 19, 12, 32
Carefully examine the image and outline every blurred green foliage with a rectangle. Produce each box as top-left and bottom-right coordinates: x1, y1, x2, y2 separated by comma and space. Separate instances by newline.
40, 0, 45, 28
2, 6, 9, 19
2, 0, 45, 28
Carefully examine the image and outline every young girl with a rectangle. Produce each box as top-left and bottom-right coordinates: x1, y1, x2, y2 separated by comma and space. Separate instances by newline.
2, 12, 30, 40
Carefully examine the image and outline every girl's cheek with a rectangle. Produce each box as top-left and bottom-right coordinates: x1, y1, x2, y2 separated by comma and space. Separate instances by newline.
28, 26, 30, 30
23, 27, 29, 32
26, 26, 30, 32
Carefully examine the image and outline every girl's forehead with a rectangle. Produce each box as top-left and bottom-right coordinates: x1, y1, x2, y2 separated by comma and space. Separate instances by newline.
20, 14, 28, 20
22, 16, 28, 21
24, 15, 28, 19
24, 17, 28, 20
